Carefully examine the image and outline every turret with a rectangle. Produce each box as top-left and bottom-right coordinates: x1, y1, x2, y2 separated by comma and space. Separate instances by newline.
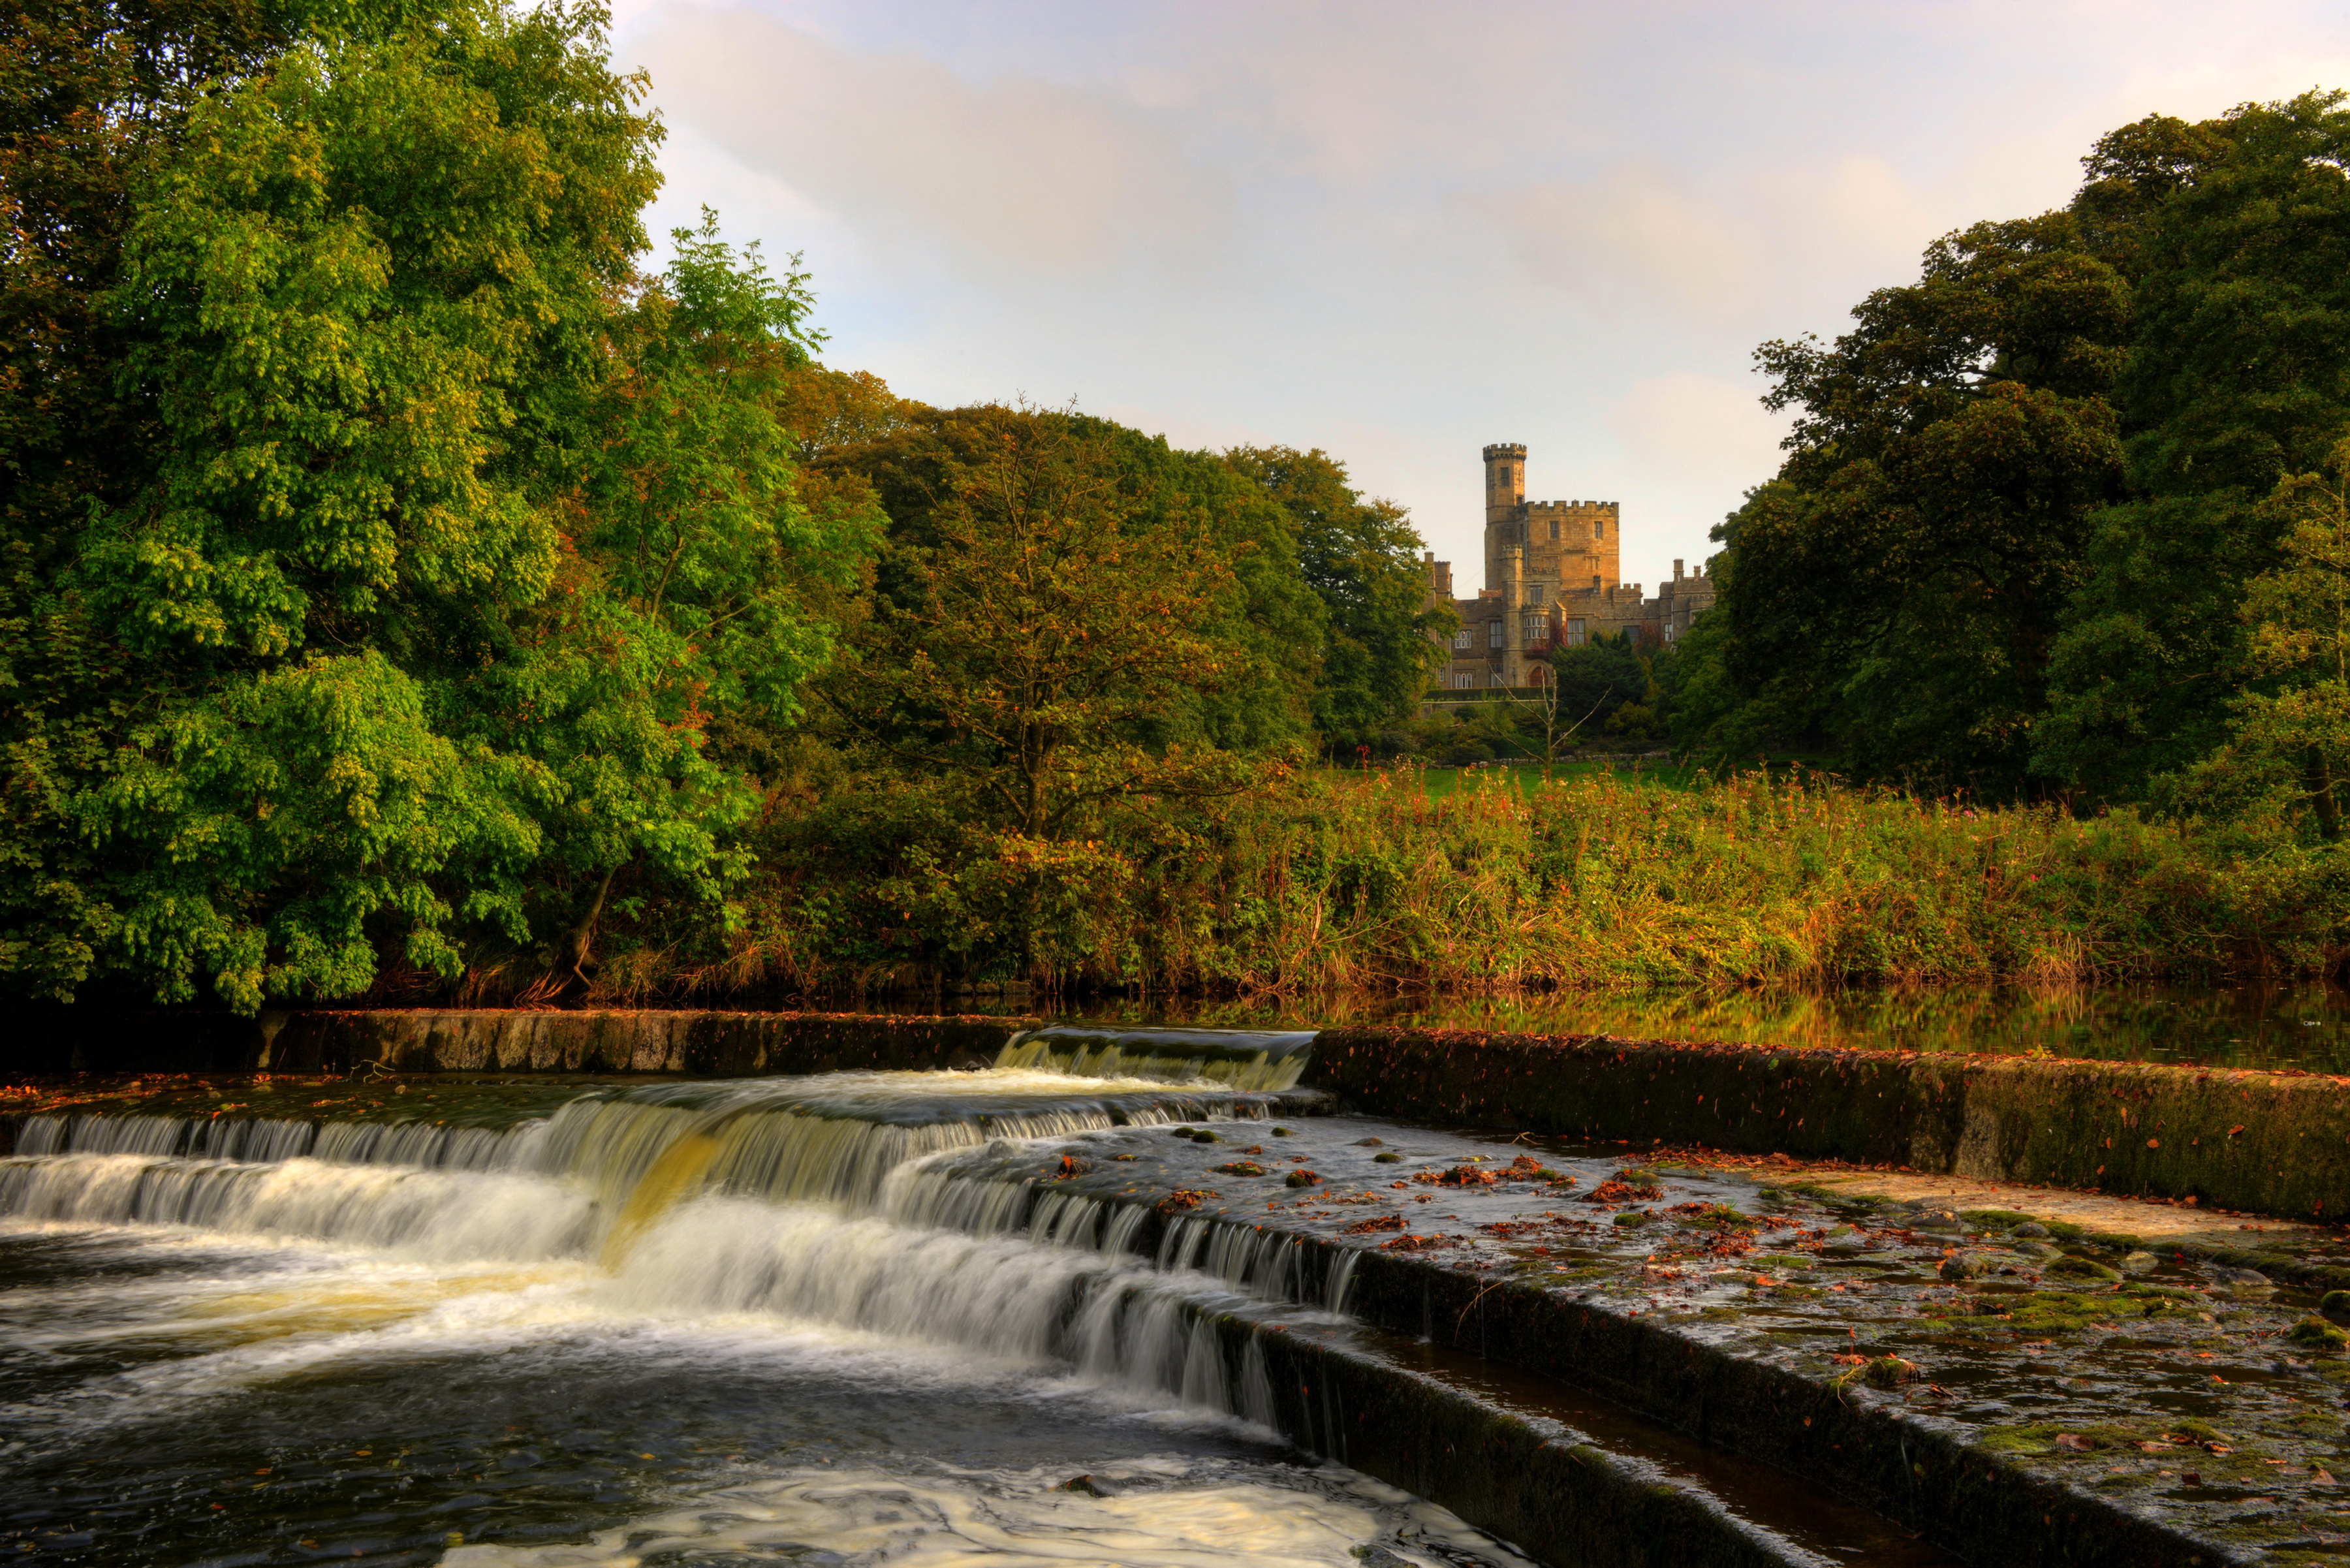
1482, 443, 1526, 529
1482, 443, 1527, 599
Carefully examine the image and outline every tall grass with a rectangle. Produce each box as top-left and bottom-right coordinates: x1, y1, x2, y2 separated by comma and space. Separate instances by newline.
667, 766, 2347, 1001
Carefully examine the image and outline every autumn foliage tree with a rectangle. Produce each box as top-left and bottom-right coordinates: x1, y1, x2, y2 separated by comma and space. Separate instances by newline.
849, 410, 1263, 841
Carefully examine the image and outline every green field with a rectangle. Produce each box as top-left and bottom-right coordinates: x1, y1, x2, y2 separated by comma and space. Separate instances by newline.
1341, 759, 1706, 797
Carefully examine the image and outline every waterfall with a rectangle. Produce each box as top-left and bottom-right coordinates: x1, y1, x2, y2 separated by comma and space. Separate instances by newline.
0, 1154, 598, 1261
1, 1050, 1356, 1429
1158, 1212, 1360, 1313
995, 1024, 1316, 1091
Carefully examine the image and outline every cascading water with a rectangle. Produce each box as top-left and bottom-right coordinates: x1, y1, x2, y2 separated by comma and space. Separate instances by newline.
996, 1023, 1317, 1091
1, 1037, 1525, 1567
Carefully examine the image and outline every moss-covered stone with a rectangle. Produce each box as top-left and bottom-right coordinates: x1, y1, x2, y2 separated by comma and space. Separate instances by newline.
1311, 1026, 2350, 1223
2289, 1316, 2350, 1349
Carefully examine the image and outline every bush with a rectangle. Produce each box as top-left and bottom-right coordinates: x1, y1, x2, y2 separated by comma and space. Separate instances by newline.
559, 762, 2350, 1001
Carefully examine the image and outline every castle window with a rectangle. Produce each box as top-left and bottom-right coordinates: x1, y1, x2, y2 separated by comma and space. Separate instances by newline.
1566, 618, 1587, 648
1548, 519, 1559, 540
1486, 620, 1503, 649
1452, 629, 1471, 649
1523, 613, 1546, 642
1454, 672, 1473, 689
1594, 518, 1605, 539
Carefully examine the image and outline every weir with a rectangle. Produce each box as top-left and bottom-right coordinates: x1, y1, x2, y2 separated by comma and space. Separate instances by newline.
2, 1033, 1962, 1568
13, 1016, 2348, 1566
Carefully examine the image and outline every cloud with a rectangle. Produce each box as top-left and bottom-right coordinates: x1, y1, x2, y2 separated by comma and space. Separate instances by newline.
1461, 168, 1758, 318
629, 6, 1234, 277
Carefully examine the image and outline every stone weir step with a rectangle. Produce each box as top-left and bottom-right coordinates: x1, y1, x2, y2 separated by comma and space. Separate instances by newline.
962, 1111, 2350, 1568
24, 1007, 2350, 1227
1311, 1025, 2350, 1228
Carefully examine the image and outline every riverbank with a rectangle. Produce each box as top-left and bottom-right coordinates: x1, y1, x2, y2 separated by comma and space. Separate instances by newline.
693, 767, 2350, 999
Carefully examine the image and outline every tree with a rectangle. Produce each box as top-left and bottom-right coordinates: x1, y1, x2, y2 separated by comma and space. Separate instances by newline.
1, 2, 867, 1007
837, 407, 1266, 843
1223, 446, 1452, 748
2040, 93, 2350, 799
817, 403, 1323, 755
1702, 209, 2131, 792
817, 409, 1283, 973
2164, 435, 2350, 840
0, 0, 317, 1000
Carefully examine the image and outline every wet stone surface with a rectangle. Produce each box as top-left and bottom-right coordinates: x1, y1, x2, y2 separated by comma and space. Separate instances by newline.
945, 1114, 2350, 1565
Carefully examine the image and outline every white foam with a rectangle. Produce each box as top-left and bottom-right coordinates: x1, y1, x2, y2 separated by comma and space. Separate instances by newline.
441, 1455, 1522, 1568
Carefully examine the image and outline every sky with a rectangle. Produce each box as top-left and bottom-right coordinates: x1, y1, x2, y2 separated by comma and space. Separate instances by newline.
607, 0, 2350, 597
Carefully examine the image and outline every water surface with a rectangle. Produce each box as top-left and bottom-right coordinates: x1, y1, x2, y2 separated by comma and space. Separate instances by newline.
3, 1045, 1957, 1565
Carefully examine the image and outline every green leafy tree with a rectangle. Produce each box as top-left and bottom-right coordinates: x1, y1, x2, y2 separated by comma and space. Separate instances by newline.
820, 409, 1283, 972
1223, 446, 1452, 749
2164, 435, 2350, 840
2041, 93, 2350, 798
0, 0, 318, 1000
818, 404, 1321, 754
1705, 210, 2131, 792
836, 407, 1269, 841
2, 3, 866, 1007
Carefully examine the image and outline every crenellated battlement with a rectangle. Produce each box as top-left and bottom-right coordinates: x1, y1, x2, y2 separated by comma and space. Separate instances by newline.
1425, 444, 1714, 691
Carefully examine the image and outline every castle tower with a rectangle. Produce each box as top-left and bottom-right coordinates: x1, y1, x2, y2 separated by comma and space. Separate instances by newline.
1484, 443, 1526, 527
1482, 443, 1526, 594
1428, 443, 1647, 689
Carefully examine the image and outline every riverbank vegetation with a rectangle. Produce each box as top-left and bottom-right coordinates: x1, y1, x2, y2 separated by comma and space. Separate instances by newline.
11, 1, 2350, 1012
559, 764, 2337, 1003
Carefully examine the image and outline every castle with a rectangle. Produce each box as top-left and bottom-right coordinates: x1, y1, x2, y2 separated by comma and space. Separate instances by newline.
1425, 443, 1714, 689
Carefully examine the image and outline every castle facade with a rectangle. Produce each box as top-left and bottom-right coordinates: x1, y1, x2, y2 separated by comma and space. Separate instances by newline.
1425, 443, 1714, 689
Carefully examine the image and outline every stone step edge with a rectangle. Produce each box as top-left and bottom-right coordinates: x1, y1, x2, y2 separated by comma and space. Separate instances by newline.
1313, 1026, 2350, 1226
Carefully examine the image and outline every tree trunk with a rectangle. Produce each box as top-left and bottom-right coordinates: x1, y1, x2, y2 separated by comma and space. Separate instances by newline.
2308, 749, 2342, 843
564, 866, 620, 984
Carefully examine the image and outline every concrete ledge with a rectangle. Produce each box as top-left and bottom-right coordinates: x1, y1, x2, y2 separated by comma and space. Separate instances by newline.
263, 1009, 1037, 1076
22, 1010, 2350, 1228
1223, 1316, 1827, 1568
1328, 1245, 2221, 1568
1314, 1026, 2350, 1222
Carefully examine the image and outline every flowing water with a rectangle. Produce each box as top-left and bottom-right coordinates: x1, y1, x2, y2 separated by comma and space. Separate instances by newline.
2, 1033, 1937, 1567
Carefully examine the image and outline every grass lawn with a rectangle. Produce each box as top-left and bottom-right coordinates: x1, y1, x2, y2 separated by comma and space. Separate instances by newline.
1332, 759, 1708, 797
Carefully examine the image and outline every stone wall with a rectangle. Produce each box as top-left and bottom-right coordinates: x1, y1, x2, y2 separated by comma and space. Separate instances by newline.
1314, 1026, 2350, 1221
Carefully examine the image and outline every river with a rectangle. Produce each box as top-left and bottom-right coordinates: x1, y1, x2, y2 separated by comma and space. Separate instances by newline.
3, 1030, 1952, 1566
